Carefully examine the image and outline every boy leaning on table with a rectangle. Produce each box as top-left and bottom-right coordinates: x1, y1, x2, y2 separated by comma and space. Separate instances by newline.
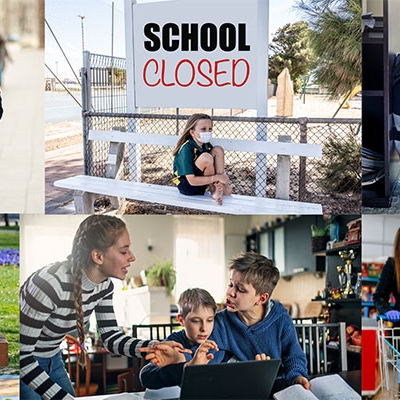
139, 287, 230, 389
141, 252, 310, 395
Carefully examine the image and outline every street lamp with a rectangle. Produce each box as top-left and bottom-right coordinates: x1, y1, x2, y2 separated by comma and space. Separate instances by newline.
77, 15, 85, 54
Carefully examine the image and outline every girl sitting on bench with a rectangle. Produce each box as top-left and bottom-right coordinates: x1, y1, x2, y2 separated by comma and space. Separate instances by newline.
172, 113, 232, 205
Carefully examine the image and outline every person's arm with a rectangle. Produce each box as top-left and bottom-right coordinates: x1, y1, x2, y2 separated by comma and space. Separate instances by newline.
280, 316, 309, 386
139, 331, 190, 389
373, 258, 395, 315
185, 173, 229, 187
95, 293, 189, 364
140, 360, 186, 389
20, 272, 75, 400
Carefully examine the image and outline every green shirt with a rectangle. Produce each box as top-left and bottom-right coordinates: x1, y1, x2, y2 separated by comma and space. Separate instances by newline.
173, 137, 213, 185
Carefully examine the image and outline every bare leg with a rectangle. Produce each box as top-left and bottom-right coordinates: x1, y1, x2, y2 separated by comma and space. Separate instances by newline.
211, 146, 232, 197
196, 150, 229, 205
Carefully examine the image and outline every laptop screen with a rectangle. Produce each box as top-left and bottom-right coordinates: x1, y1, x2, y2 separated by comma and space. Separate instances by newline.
180, 358, 281, 400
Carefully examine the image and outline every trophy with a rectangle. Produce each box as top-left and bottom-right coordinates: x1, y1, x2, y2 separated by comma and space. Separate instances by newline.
338, 249, 356, 298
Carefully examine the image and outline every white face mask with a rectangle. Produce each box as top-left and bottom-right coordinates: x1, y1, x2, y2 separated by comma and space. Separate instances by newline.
198, 131, 212, 143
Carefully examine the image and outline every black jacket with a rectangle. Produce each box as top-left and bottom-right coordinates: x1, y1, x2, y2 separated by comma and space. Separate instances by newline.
0, 93, 3, 119
373, 257, 400, 315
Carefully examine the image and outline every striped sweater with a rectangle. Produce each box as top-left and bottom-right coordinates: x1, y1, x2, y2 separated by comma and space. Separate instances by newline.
20, 262, 153, 400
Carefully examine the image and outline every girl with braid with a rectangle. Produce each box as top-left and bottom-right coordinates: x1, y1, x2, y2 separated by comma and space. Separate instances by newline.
20, 215, 188, 400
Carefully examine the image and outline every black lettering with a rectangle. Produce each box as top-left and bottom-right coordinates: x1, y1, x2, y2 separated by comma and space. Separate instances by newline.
144, 23, 161, 52
181, 23, 199, 51
162, 23, 180, 51
200, 23, 217, 52
238, 23, 251, 51
219, 23, 236, 52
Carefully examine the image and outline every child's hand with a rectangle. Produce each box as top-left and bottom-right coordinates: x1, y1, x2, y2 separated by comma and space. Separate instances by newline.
255, 353, 270, 360
186, 340, 219, 366
295, 376, 310, 390
139, 341, 191, 367
214, 173, 230, 185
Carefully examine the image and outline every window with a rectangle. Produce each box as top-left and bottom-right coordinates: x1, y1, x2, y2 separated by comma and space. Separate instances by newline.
173, 216, 226, 303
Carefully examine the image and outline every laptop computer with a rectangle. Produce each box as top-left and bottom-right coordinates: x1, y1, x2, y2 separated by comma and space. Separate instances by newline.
179, 358, 281, 400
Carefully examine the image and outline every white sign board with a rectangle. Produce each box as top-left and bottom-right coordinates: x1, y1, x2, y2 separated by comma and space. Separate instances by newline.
129, 0, 268, 109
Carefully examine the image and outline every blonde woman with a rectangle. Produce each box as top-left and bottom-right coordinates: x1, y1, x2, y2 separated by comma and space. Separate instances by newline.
20, 215, 188, 400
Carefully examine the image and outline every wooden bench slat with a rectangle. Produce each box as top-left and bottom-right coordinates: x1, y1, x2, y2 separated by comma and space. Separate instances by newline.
54, 175, 322, 215
88, 130, 322, 158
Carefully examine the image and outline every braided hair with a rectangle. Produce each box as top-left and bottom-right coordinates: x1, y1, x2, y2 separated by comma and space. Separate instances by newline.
68, 215, 126, 365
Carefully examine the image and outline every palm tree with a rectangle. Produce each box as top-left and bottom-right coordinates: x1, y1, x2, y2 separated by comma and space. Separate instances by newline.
294, 0, 361, 99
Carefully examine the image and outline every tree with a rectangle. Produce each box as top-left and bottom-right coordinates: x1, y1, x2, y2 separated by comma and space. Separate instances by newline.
268, 21, 314, 93
294, 0, 361, 98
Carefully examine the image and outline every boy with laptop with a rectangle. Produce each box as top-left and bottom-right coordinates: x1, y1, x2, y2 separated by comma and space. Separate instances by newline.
141, 252, 310, 394
140, 287, 229, 388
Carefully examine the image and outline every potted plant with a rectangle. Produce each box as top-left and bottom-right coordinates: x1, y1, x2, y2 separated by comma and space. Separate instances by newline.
145, 258, 176, 296
311, 224, 330, 253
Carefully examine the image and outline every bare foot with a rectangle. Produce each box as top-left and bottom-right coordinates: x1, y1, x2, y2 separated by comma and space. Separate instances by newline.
211, 182, 224, 205
223, 183, 233, 196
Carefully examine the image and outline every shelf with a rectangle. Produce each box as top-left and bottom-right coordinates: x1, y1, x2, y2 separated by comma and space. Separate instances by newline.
325, 243, 361, 256
362, 90, 384, 97
362, 277, 379, 282
312, 298, 360, 304
362, 301, 375, 307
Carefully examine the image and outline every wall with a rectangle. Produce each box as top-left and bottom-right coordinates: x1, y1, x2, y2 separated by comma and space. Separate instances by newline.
273, 273, 325, 317
362, 215, 400, 260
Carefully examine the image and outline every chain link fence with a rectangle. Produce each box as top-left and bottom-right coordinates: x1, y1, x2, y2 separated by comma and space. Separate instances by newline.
82, 52, 361, 214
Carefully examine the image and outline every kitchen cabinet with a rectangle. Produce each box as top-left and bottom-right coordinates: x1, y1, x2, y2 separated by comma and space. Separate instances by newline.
246, 216, 325, 277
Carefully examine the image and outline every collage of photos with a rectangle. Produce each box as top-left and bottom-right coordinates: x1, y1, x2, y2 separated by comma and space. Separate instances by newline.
0, 0, 400, 399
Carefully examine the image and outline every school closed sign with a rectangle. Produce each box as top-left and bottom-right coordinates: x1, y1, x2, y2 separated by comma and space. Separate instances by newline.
130, 0, 268, 109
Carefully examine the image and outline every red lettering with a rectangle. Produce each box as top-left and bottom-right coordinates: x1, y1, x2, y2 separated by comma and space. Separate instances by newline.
142, 58, 251, 88
143, 59, 160, 87
175, 59, 195, 87
232, 58, 250, 87
161, 59, 175, 87
197, 59, 213, 87
214, 59, 230, 87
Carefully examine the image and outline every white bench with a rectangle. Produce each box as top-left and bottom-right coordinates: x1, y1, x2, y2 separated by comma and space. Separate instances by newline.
54, 129, 323, 214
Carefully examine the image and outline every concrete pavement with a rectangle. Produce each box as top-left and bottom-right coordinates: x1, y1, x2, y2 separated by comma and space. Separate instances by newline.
0, 46, 44, 213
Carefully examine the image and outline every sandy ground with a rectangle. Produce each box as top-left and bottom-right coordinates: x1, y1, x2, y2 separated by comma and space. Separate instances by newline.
45, 94, 361, 213
0, 377, 19, 397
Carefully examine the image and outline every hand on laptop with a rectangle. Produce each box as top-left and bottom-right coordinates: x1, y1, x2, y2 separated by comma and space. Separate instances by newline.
140, 341, 192, 367
255, 353, 270, 360
186, 340, 219, 366
295, 376, 311, 390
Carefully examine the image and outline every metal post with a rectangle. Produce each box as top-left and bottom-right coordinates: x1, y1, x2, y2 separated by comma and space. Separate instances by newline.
81, 51, 92, 175
298, 118, 308, 201
124, 0, 141, 182
255, 0, 269, 197
78, 15, 85, 53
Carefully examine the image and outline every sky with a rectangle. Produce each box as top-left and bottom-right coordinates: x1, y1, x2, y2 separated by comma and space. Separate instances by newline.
45, 0, 302, 80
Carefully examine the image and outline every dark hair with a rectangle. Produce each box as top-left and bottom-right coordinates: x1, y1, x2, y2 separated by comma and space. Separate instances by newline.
178, 288, 217, 319
394, 228, 400, 292
228, 251, 280, 296
69, 215, 126, 362
172, 113, 212, 156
